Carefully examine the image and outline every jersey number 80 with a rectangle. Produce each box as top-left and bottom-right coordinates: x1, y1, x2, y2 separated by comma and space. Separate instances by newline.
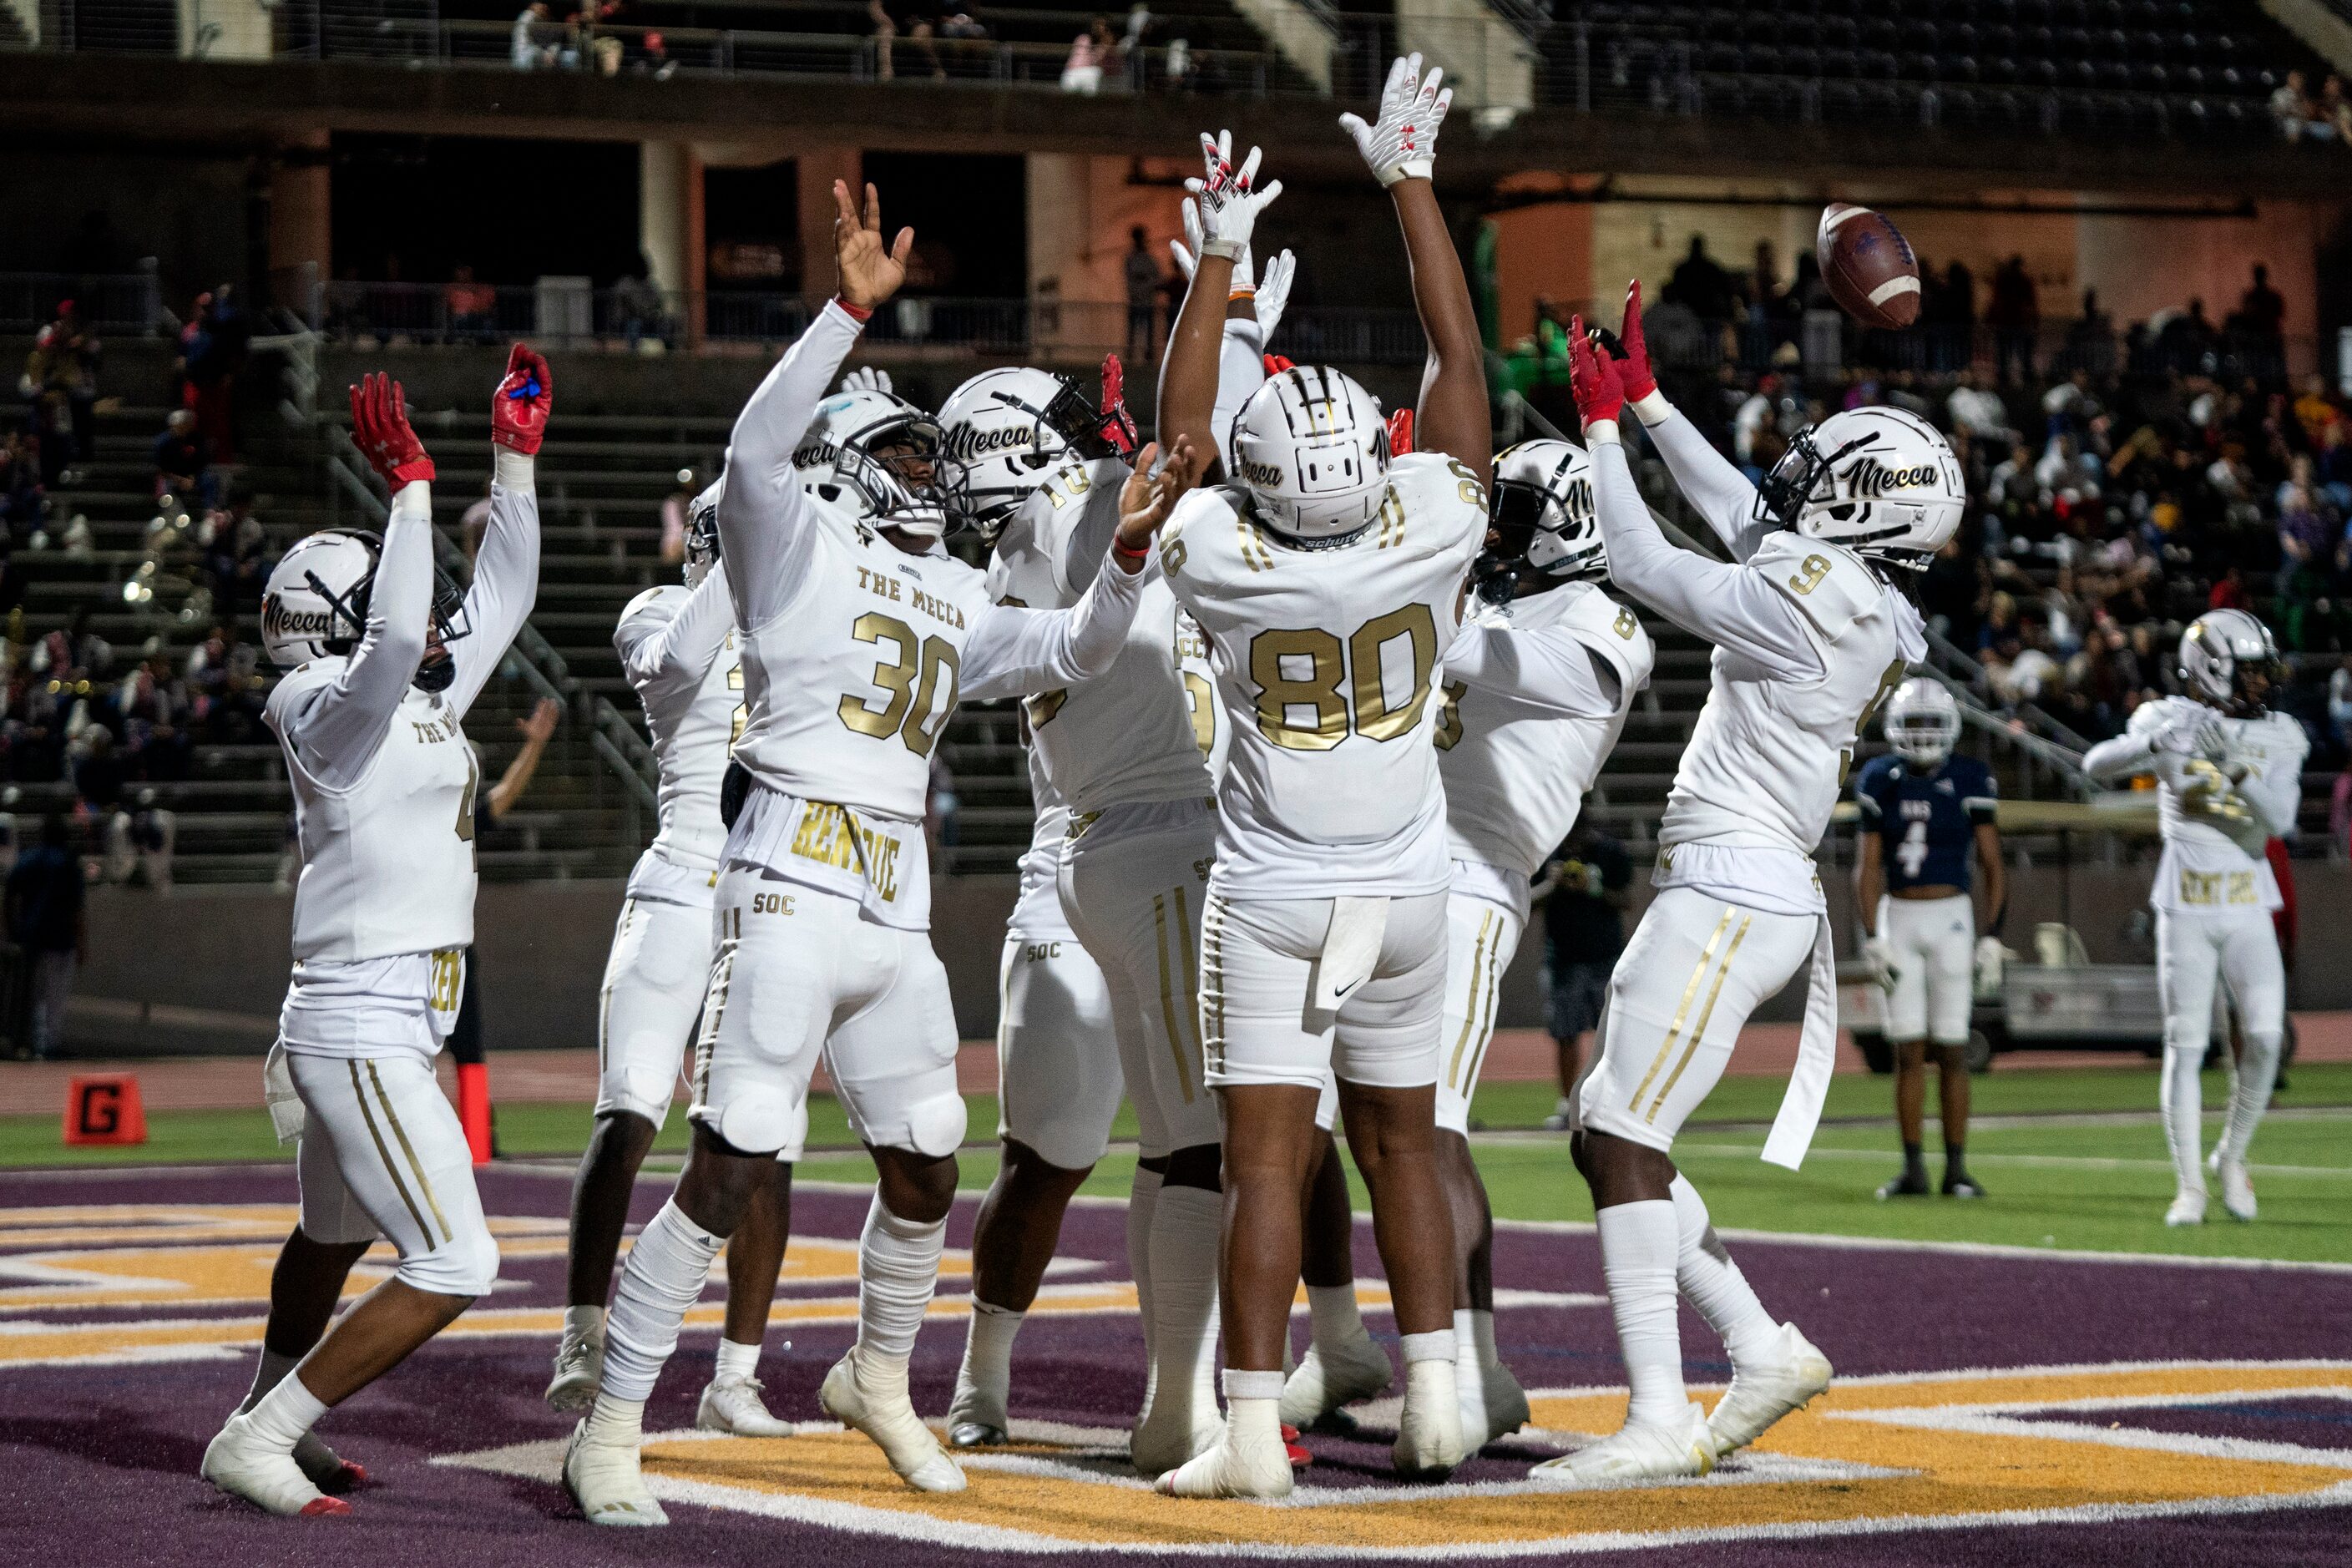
1247, 604, 1437, 751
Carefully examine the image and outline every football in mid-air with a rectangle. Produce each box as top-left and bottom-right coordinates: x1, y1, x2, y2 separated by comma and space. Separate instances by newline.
1818, 202, 1920, 329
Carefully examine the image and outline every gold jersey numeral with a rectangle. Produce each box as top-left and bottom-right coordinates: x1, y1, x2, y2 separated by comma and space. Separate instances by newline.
1245, 603, 1439, 751
836, 612, 961, 758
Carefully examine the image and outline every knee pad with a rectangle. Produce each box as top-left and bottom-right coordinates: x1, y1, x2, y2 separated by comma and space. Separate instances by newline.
901, 1089, 969, 1160
597, 1063, 680, 1125
711, 1085, 801, 1159
398, 1226, 499, 1298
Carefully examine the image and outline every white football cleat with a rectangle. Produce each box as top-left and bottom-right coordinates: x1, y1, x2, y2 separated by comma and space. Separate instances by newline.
697, 1374, 792, 1438
1528, 1402, 1715, 1488
2165, 1186, 2208, 1227
545, 1326, 605, 1413
202, 1413, 350, 1517
1129, 1388, 1222, 1477
1464, 1358, 1532, 1449
564, 1418, 668, 1527
1278, 1330, 1393, 1429
2213, 1157, 2257, 1222
1393, 1357, 1466, 1478
820, 1349, 966, 1493
292, 1431, 367, 1495
1155, 1420, 1293, 1499
1705, 1323, 1834, 1458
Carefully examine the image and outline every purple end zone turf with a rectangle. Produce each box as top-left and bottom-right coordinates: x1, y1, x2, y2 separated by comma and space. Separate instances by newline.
3, 1162, 2348, 1567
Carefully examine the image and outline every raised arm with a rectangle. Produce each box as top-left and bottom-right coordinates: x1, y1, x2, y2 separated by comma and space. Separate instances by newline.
1343, 54, 1487, 486
720, 180, 910, 630
444, 345, 551, 718
1170, 195, 1292, 457
1611, 280, 1769, 561
1158, 136, 1282, 486
620, 559, 735, 712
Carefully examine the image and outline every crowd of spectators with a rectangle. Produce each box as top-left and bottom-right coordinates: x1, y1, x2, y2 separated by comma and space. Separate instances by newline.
2272, 68, 2352, 143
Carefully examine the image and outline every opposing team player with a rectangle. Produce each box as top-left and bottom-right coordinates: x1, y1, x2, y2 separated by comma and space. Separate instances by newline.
205, 349, 549, 1515
1554, 287, 1958, 1484
564, 180, 1198, 1525
2083, 611, 2306, 1225
548, 478, 797, 1436
1149, 59, 1490, 1498
1287, 439, 1654, 1450
1854, 678, 2003, 1201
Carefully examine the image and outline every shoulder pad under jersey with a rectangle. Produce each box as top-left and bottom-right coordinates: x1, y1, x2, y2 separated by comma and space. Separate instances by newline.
1752, 533, 1884, 639
2127, 695, 2194, 739
1555, 584, 1656, 698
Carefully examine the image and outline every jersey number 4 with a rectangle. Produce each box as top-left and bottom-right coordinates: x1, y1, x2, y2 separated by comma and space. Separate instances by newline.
837, 612, 961, 759
1248, 604, 1437, 751
1895, 817, 1930, 879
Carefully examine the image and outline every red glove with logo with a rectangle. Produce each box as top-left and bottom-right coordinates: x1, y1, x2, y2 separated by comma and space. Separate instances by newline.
1615, 279, 1658, 402
1385, 407, 1414, 456
1566, 316, 1626, 431
492, 342, 554, 456
1096, 353, 1139, 457
349, 372, 433, 485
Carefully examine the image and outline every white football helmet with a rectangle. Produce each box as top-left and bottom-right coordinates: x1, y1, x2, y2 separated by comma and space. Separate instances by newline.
1479, 439, 1602, 601
684, 476, 723, 588
2178, 608, 2284, 713
260, 528, 469, 688
938, 367, 1119, 542
1228, 365, 1390, 540
794, 387, 958, 539
1883, 676, 1960, 768
1755, 406, 1965, 570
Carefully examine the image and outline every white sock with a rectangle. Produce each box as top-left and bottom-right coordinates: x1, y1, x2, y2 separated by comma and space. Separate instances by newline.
1596, 1200, 1684, 1429
565, 1303, 607, 1343
1454, 1307, 1499, 1371
1399, 1329, 1454, 1366
1307, 1282, 1366, 1350
857, 1193, 945, 1364
241, 1347, 300, 1413
2218, 1032, 2281, 1166
585, 1393, 645, 1444
714, 1336, 760, 1383
956, 1302, 1024, 1416
602, 1199, 725, 1404
1667, 1176, 1780, 1368
1151, 1184, 1222, 1422
1223, 1371, 1283, 1449
1129, 1166, 1163, 1370
2160, 1043, 2207, 1193
245, 1370, 327, 1453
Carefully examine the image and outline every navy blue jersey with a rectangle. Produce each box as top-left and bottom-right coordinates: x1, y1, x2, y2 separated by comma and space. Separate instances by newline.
1856, 752, 1997, 893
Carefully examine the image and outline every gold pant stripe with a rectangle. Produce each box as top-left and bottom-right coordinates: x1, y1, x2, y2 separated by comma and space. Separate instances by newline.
695, 943, 736, 1104
1444, 910, 1497, 1089
1460, 916, 1508, 1097
1172, 883, 1202, 1104
1152, 895, 1196, 1105
1627, 906, 1737, 1113
347, 1060, 435, 1248
1646, 913, 1753, 1121
367, 1060, 451, 1244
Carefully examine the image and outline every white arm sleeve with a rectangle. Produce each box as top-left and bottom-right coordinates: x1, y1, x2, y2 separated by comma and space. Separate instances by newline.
961, 551, 1147, 701
622, 561, 734, 712
1212, 318, 1267, 458
282, 481, 432, 788
1632, 392, 1771, 562
2238, 734, 2309, 837
1591, 433, 1822, 680
1443, 623, 1623, 717
2081, 731, 2161, 784
443, 462, 542, 719
719, 302, 865, 630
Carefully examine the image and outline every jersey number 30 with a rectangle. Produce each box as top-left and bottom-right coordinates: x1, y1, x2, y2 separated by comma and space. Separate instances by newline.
1248, 604, 1437, 751
837, 612, 960, 758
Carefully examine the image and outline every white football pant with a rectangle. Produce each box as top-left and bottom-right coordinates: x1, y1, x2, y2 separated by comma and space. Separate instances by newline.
1436, 891, 1522, 1137
594, 895, 711, 1125
1878, 893, 1974, 1047
994, 932, 1120, 1170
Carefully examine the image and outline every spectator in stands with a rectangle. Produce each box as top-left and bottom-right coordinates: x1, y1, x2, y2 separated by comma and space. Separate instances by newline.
30, 302, 99, 485
0, 430, 43, 545
633, 28, 678, 78
2272, 70, 2321, 140
1124, 225, 1164, 361
872, 0, 946, 81
1062, 16, 1118, 94
1662, 235, 1734, 322
200, 499, 271, 618
1163, 33, 1190, 90
2323, 76, 2352, 143
2240, 265, 2287, 349
183, 286, 249, 463
1947, 367, 2015, 448
152, 411, 215, 512
1986, 255, 2039, 386
446, 264, 498, 343
2063, 289, 2117, 378
513, 1, 554, 68
612, 263, 670, 350
2328, 655, 2352, 756
6, 815, 84, 1060
2210, 564, 2253, 612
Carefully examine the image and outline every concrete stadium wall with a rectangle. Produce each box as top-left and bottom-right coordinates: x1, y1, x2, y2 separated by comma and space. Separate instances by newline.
55, 859, 2352, 1058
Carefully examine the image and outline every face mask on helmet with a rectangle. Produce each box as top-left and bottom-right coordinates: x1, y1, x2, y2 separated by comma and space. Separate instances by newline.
1475, 441, 1604, 604
1753, 409, 1963, 571
260, 528, 471, 691
1228, 367, 1392, 543
2178, 609, 2284, 716
938, 369, 1123, 544
684, 477, 724, 588
1883, 678, 1960, 768
796, 397, 962, 540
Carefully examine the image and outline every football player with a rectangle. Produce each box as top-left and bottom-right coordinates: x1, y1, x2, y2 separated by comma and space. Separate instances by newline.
2083, 611, 2306, 1225
563, 181, 1197, 1525
1552, 288, 1959, 1485
1287, 440, 1655, 1451
1854, 677, 2004, 1201
205, 348, 549, 1515
1148, 57, 1490, 1499
548, 475, 797, 1437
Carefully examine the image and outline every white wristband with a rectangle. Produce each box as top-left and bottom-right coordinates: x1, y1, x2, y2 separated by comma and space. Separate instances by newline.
1584, 418, 1623, 446
493, 450, 536, 489
1201, 238, 1247, 261
1631, 390, 1673, 427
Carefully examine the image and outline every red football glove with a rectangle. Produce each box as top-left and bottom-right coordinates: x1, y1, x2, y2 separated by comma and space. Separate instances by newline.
493, 342, 553, 457
1385, 407, 1414, 456
1262, 353, 1296, 377
1095, 353, 1139, 457
1566, 316, 1626, 429
348, 372, 433, 485
1616, 279, 1658, 402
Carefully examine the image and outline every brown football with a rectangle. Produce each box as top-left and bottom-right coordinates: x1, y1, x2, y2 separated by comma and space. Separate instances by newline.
1818, 202, 1920, 330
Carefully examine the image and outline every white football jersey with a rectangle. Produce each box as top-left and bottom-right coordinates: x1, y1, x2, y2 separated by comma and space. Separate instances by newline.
985, 456, 1214, 816
1663, 534, 1922, 857
615, 580, 741, 877
271, 665, 480, 963
1176, 608, 1228, 784
1163, 452, 1485, 899
1436, 583, 1652, 880
2126, 696, 2307, 912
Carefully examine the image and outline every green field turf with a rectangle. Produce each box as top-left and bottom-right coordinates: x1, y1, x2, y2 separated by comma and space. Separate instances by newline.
8, 1063, 2347, 1262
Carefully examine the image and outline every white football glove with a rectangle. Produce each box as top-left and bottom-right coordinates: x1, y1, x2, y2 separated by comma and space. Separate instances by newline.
1253, 248, 1296, 338
1973, 935, 2005, 999
1338, 53, 1453, 187
1186, 130, 1282, 261
1171, 197, 1297, 339
1860, 936, 1899, 994
838, 366, 893, 396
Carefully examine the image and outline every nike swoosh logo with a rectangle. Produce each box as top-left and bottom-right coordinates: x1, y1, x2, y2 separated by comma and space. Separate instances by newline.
1332, 979, 1362, 999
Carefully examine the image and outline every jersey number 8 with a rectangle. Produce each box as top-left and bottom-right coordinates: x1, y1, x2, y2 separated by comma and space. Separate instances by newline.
1248, 604, 1438, 751
837, 612, 961, 759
